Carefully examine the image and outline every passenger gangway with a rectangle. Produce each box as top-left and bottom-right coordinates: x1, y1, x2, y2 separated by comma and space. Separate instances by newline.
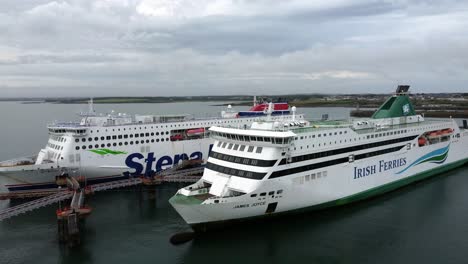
0, 169, 203, 221
0, 191, 73, 221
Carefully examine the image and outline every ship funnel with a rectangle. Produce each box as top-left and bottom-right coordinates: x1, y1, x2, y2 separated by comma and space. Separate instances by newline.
372, 85, 416, 119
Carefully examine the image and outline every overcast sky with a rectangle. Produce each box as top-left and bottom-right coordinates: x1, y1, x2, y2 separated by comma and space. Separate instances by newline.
0, 0, 467, 97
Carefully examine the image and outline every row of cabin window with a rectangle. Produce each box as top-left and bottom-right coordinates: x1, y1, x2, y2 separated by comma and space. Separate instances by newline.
206, 162, 266, 180
293, 171, 328, 185
367, 129, 407, 139
212, 132, 289, 144
75, 138, 169, 150
271, 145, 404, 178
250, 189, 283, 198
297, 130, 348, 140
281, 135, 417, 164
217, 141, 263, 153
74, 131, 170, 143
209, 151, 276, 167
87, 119, 256, 133
50, 135, 66, 143
48, 143, 63, 150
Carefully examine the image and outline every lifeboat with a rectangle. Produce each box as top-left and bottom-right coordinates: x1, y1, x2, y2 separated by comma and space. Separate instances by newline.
441, 128, 453, 135
186, 128, 205, 136
427, 131, 439, 139
418, 137, 427, 146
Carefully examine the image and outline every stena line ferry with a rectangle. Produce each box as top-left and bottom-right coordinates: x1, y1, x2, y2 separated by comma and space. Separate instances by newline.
0, 98, 302, 193
170, 86, 468, 231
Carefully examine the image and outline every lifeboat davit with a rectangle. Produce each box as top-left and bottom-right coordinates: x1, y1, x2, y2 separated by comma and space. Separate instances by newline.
186, 128, 205, 136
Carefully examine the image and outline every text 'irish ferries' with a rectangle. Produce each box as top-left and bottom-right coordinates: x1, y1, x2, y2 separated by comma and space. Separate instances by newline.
354, 158, 407, 179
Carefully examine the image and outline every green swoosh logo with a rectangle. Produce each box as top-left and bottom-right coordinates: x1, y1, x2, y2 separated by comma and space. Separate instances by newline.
89, 149, 128, 156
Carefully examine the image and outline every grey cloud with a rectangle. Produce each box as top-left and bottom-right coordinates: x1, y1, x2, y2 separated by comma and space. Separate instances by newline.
0, 0, 467, 97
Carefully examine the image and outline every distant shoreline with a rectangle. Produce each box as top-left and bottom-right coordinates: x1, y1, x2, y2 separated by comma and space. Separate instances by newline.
1, 94, 467, 118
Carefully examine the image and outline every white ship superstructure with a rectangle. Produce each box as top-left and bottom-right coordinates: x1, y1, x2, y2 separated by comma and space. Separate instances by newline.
0, 99, 303, 193
170, 86, 468, 231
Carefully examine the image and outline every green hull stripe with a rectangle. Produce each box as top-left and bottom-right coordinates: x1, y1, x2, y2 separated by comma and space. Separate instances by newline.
190, 158, 468, 230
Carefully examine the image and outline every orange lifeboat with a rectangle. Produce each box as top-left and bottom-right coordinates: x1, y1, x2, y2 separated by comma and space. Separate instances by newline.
441, 128, 453, 135
418, 137, 427, 146
186, 128, 205, 136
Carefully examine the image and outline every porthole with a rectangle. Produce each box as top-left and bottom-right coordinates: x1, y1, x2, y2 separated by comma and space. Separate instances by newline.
107, 143, 111, 147
75, 139, 79, 143
75, 146, 79, 150
95, 144, 99, 148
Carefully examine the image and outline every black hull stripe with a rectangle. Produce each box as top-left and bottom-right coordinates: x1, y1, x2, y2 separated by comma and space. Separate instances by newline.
209, 151, 277, 167
270, 145, 405, 178
279, 135, 418, 165
206, 162, 266, 180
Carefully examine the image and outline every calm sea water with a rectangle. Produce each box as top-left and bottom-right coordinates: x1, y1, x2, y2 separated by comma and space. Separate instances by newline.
0, 102, 467, 264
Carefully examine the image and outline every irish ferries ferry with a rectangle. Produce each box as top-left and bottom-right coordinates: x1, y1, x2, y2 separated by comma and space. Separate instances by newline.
0, 99, 302, 193
170, 85, 468, 231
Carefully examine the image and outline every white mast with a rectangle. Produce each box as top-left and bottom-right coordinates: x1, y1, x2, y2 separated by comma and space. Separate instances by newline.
88, 98, 95, 114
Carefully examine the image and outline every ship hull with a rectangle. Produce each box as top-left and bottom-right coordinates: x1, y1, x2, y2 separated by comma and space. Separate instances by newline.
170, 135, 468, 230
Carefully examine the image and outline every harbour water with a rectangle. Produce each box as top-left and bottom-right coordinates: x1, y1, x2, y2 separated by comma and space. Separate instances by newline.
0, 101, 467, 264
